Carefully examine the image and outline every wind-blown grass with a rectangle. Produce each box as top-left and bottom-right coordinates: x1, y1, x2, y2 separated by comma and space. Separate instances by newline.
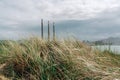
0, 37, 120, 80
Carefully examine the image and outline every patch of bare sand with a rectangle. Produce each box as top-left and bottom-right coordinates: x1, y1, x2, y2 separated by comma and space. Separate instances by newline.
0, 75, 9, 80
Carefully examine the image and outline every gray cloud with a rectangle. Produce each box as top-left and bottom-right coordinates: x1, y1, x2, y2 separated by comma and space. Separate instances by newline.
55, 8, 120, 41
0, 0, 120, 40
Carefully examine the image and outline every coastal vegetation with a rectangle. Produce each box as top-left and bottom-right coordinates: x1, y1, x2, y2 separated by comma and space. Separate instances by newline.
0, 37, 120, 80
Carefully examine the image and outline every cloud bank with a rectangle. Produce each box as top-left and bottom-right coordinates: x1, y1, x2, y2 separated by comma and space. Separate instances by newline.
0, 0, 120, 40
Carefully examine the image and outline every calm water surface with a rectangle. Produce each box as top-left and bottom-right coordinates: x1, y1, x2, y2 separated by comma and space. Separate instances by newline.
92, 45, 120, 54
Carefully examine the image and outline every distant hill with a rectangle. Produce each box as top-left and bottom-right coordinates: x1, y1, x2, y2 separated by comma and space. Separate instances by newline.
93, 37, 120, 45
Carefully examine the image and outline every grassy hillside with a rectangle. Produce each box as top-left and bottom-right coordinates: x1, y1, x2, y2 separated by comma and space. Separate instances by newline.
0, 37, 120, 80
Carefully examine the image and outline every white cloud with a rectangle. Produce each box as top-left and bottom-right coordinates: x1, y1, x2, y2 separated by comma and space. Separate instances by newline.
0, 0, 120, 21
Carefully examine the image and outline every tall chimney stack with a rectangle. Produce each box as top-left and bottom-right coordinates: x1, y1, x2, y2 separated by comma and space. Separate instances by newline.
53, 22, 55, 41
41, 19, 43, 39
48, 21, 50, 41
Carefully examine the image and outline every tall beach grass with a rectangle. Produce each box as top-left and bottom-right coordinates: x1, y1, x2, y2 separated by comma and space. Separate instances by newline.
0, 37, 119, 80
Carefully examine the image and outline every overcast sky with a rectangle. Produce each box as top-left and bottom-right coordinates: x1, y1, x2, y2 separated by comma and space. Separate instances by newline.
0, 0, 120, 40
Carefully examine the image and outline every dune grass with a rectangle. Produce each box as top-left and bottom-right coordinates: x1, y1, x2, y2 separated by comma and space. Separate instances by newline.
0, 37, 120, 80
